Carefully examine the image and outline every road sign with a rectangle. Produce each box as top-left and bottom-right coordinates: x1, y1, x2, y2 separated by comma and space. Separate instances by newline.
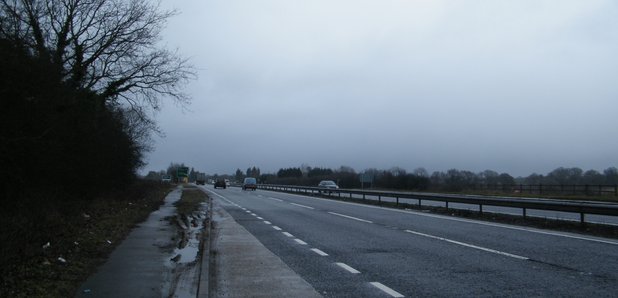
177, 167, 189, 178
360, 174, 374, 183
360, 173, 374, 190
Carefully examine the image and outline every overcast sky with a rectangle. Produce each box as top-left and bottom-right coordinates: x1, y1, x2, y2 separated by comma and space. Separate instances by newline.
143, 0, 618, 177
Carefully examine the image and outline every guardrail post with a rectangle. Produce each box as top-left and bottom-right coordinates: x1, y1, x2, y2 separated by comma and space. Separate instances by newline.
396, 197, 399, 207
580, 212, 585, 224
479, 204, 483, 215
349, 193, 352, 199
523, 208, 527, 219
378, 195, 381, 205
418, 199, 422, 208
363, 194, 365, 200
445, 201, 449, 210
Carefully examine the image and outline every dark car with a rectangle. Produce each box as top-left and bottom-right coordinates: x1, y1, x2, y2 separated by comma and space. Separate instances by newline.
214, 179, 226, 189
242, 177, 257, 190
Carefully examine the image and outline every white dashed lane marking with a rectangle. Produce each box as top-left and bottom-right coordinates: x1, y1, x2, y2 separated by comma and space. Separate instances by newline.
290, 203, 315, 209
264, 221, 272, 225
328, 212, 373, 224
311, 248, 329, 256
282, 232, 294, 238
272, 226, 282, 231
335, 262, 360, 274
294, 239, 308, 245
370, 282, 404, 297
405, 229, 529, 260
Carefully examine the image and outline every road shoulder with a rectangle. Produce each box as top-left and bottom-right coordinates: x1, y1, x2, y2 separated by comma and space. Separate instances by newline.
208, 197, 322, 297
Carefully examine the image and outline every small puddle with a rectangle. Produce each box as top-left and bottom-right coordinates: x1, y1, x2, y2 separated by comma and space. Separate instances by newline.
167, 191, 209, 298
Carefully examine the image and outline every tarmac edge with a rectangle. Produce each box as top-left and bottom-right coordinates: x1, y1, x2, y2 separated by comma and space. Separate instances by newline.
206, 196, 322, 297
197, 190, 213, 298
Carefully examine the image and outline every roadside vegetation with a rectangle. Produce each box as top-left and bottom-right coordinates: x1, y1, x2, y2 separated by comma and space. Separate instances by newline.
175, 185, 209, 216
0, 181, 173, 297
0, 1, 192, 297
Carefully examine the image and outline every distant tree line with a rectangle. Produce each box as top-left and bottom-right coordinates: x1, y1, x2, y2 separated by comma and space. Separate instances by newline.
252, 165, 618, 193
519, 167, 618, 186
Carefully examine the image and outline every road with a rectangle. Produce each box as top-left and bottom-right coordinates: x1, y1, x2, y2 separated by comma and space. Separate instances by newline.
204, 186, 618, 297
275, 189, 618, 226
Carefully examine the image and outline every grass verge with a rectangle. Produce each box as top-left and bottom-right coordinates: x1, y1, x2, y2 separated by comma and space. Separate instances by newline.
175, 185, 208, 216
0, 180, 174, 298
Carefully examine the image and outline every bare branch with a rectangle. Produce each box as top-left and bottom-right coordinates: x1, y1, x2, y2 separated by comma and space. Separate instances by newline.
1, 0, 195, 111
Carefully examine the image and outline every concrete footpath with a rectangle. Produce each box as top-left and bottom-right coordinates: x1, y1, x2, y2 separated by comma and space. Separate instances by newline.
76, 188, 182, 297
75, 186, 320, 297
205, 197, 321, 297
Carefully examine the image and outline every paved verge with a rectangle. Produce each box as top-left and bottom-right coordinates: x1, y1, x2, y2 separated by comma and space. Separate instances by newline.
75, 188, 181, 297
207, 198, 321, 298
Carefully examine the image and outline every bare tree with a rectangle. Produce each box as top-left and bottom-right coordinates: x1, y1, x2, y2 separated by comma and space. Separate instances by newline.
0, 0, 193, 113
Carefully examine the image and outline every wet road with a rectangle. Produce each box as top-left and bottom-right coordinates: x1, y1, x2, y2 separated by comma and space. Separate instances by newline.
205, 186, 618, 297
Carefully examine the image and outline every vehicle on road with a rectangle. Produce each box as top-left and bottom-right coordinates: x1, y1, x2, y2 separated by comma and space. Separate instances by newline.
161, 175, 172, 183
318, 180, 339, 194
318, 180, 339, 189
243, 177, 257, 190
195, 173, 206, 185
214, 179, 226, 189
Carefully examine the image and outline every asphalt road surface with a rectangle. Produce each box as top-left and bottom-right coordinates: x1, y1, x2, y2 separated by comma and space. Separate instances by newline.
203, 186, 618, 297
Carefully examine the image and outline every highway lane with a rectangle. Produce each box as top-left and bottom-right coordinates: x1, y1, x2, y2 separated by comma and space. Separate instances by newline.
316, 191, 618, 226
203, 186, 618, 297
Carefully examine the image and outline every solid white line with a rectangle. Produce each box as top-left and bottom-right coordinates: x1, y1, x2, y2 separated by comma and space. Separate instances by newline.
328, 212, 373, 224
335, 262, 360, 274
405, 230, 529, 260
264, 221, 272, 225
272, 226, 282, 231
295, 239, 308, 245
282, 232, 294, 237
205, 189, 227, 200
290, 203, 315, 209
370, 282, 404, 297
268, 197, 283, 202
311, 248, 329, 256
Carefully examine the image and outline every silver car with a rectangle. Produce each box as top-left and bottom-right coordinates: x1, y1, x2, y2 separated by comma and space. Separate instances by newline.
318, 180, 339, 193
318, 180, 339, 189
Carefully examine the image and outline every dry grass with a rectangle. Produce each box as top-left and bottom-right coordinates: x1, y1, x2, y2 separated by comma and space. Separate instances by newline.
175, 187, 208, 216
0, 181, 173, 298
